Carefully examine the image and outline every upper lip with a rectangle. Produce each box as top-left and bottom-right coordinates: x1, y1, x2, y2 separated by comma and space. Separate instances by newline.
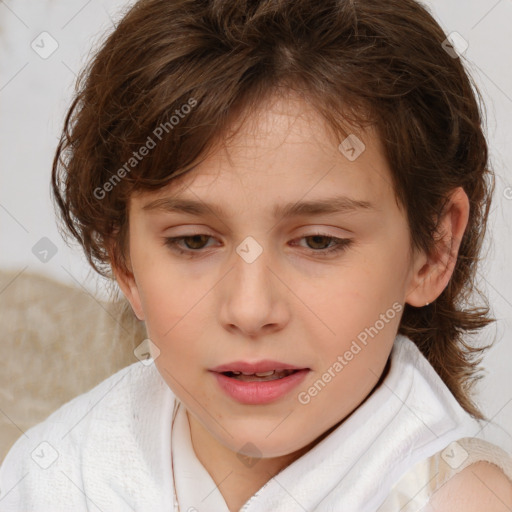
210, 360, 308, 373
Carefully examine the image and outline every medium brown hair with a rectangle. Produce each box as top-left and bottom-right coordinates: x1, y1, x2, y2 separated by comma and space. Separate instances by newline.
51, 0, 495, 419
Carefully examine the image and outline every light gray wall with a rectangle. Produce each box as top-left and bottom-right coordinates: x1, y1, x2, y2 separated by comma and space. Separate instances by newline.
1, 0, 511, 443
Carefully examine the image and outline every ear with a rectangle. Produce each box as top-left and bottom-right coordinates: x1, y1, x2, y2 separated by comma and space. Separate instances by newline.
108, 240, 145, 321
405, 187, 470, 307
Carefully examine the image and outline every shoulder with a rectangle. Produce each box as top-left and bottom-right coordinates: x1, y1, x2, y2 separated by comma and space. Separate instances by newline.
0, 361, 156, 509
379, 436, 512, 512
427, 461, 512, 511
2, 359, 154, 460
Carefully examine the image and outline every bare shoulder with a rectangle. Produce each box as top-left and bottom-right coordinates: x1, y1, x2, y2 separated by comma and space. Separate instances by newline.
426, 461, 512, 511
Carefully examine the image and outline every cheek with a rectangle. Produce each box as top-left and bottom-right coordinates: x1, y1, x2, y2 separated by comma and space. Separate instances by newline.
303, 260, 395, 327
132, 260, 213, 365
298, 251, 404, 369
130, 243, 192, 330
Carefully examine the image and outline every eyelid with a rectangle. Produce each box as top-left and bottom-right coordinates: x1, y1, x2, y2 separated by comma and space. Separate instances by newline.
162, 231, 353, 258
162, 228, 346, 243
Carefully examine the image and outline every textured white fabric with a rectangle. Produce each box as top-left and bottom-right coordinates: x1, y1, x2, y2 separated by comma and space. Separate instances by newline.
0, 334, 508, 512
0, 360, 176, 512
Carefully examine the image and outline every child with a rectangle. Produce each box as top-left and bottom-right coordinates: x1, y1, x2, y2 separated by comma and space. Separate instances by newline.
1, 0, 511, 510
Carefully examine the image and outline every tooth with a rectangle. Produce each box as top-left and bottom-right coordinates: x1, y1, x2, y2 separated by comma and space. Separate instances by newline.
236, 370, 277, 376
254, 370, 276, 377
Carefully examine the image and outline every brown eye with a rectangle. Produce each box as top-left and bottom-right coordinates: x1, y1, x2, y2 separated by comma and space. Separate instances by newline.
291, 233, 353, 257
179, 235, 210, 250
304, 235, 333, 250
164, 234, 214, 254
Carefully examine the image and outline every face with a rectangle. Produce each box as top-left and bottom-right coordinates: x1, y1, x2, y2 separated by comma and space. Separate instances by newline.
118, 92, 425, 461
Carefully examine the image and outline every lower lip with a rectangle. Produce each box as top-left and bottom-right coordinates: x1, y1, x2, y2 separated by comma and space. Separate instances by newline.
211, 369, 310, 405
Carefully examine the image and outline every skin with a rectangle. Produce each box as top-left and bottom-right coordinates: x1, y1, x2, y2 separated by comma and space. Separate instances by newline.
113, 91, 479, 511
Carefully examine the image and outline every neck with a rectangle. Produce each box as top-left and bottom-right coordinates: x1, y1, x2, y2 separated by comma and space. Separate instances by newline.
186, 409, 326, 511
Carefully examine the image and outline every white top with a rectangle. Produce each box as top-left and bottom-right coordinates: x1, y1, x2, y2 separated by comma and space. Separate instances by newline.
1, 334, 511, 512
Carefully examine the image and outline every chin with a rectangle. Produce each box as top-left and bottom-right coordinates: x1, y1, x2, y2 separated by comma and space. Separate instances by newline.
230, 431, 313, 459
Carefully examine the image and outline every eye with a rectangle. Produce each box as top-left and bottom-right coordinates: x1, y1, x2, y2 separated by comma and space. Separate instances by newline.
291, 233, 353, 256
164, 234, 214, 255
163, 233, 353, 257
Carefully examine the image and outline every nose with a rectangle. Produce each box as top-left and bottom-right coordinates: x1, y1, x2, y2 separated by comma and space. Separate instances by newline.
219, 241, 289, 338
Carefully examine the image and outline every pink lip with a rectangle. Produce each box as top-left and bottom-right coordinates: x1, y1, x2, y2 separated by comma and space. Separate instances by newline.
210, 369, 310, 405
210, 359, 307, 373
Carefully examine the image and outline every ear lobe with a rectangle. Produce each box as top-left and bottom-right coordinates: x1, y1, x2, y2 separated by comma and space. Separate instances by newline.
109, 241, 145, 321
113, 265, 145, 321
405, 187, 469, 307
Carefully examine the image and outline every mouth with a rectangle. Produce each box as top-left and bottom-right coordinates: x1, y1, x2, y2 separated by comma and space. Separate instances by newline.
210, 367, 311, 405
220, 369, 300, 382
209, 359, 309, 381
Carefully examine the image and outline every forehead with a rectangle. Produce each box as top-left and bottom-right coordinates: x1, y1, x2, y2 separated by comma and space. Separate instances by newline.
130, 93, 395, 215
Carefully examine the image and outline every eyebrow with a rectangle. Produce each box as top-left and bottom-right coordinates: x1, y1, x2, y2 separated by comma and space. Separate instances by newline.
142, 195, 375, 219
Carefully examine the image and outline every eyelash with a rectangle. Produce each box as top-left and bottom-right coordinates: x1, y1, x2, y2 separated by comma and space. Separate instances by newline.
163, 233, 353, 258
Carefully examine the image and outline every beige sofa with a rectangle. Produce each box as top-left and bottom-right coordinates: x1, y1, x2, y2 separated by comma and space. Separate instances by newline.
0, 269, 147, 462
